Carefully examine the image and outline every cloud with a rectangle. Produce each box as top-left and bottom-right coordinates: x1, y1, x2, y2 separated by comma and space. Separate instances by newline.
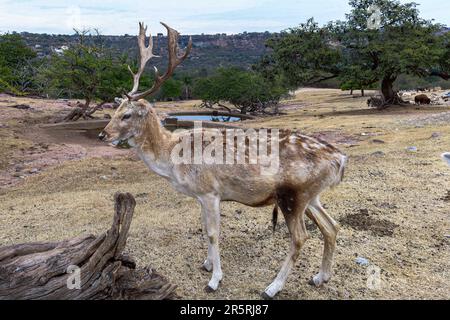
0, 0, 448, 35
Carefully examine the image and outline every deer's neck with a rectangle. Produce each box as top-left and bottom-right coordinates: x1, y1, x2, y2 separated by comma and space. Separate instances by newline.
133, 111, 172, 164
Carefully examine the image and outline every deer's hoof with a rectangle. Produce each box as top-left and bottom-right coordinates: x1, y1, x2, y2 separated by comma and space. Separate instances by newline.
204, 285, 217, 293
201, 260, 213, 272
261, 292, 274, 300
308, 273, 330, 287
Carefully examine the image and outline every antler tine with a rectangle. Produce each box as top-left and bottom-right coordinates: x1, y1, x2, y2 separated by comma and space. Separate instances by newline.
127, 22, 158, 96
130, 22, 193, 101
161, 22, 192, 71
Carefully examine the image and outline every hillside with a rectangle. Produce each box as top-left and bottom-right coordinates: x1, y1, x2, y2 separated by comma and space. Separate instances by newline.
19, 31, 273, 75
15, 27, 450, 88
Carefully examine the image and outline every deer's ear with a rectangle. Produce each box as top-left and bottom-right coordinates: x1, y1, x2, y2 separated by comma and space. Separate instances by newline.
137, 99, 152, 106
137, 108, 149, 117
133, 100, 149, 116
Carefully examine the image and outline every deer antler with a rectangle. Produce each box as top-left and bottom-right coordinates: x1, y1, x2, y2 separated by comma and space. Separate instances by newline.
127, 22, 192, 101
127, 22, 158, 96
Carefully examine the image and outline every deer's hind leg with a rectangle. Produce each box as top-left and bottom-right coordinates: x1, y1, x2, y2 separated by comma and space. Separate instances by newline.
305, 196, 339, 287
263, 189, 310, 299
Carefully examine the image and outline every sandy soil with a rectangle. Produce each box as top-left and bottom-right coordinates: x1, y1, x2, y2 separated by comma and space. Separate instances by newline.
0, 89, 449, 300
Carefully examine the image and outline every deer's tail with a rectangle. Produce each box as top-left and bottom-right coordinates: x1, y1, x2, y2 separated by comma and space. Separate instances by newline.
331, 153, 348, 188
272, 205, 278, 233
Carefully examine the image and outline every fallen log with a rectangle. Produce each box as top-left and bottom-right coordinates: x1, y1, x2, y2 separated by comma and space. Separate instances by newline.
0, 192, 176, 300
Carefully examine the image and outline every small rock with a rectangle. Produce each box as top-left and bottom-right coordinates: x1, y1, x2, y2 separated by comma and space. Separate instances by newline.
430, 132, 441, 139
359, 208, 369, 215
372, 139, 385, 144
103, 114, 112, 119
406, 146, 418, 152
135, 193, 149, 198
371, 151, 385, 157
29, 168, 39, 174
9, 104, 31, 110
355, 257, 370, 266
338, 289, 350, 299
100, 175, 109, 180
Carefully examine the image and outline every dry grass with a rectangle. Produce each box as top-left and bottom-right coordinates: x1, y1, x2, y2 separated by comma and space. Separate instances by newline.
0, 89, 449, 300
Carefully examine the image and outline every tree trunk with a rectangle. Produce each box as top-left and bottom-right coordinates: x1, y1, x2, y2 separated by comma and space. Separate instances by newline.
0, 193, 176, 300
63, 100, 105, 122
380, 75, 404, 104
350, 89, 354, 95
361, 89, 365, 97
84, 98, 91, 110
240, 105, 248, 114
381, 75, 396, 101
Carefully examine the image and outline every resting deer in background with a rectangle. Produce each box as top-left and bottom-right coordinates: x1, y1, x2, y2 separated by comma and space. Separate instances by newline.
99, 22, 348, 299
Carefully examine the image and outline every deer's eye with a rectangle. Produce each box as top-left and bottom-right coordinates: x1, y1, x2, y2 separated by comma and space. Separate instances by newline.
122, 114, 132, 121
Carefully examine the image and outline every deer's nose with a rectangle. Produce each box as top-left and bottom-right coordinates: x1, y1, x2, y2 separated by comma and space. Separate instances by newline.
98, 131, 106, 141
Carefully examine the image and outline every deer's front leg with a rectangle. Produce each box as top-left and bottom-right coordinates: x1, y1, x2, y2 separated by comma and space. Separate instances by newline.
199, 194, 223, 292
200, 206, 213, 272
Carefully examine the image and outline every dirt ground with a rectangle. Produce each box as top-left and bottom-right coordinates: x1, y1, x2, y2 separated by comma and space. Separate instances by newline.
0, 89, 449, 300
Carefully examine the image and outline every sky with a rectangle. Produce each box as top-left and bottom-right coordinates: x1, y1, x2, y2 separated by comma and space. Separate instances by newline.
0, 0, 448, 36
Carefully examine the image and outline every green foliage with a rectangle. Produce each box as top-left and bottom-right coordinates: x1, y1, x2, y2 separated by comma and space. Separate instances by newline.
395, 74, 450, 90
160, 78, 183, 101
336, 0, 445, 79
179, 74, 194, 99
0, 33, 37, 94
40, 31, 134, 105
0, 34, 36, 67
193, 67, 288, 113
265, 18, 342, 87
265, 0, 450, 101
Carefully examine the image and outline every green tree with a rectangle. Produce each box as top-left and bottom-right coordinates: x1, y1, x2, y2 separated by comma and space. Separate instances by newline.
264, 18, 342, 88
180, 74, 193, 100
265, 0, 450, 104
0, 33, 37, 94
160, 78, 183, 101
193, 67, 287, 114
41, 30, 134, 120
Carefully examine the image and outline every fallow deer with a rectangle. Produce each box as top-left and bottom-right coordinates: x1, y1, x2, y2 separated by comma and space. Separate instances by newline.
100, 22, 348, 299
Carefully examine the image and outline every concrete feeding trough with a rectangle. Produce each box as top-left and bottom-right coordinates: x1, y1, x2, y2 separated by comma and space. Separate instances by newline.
41, 110, 255, 134
162, 110, 254, 131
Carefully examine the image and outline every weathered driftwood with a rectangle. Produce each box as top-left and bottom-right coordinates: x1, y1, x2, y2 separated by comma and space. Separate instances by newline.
0, 193, 176, 300
63, 102, 106, 122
